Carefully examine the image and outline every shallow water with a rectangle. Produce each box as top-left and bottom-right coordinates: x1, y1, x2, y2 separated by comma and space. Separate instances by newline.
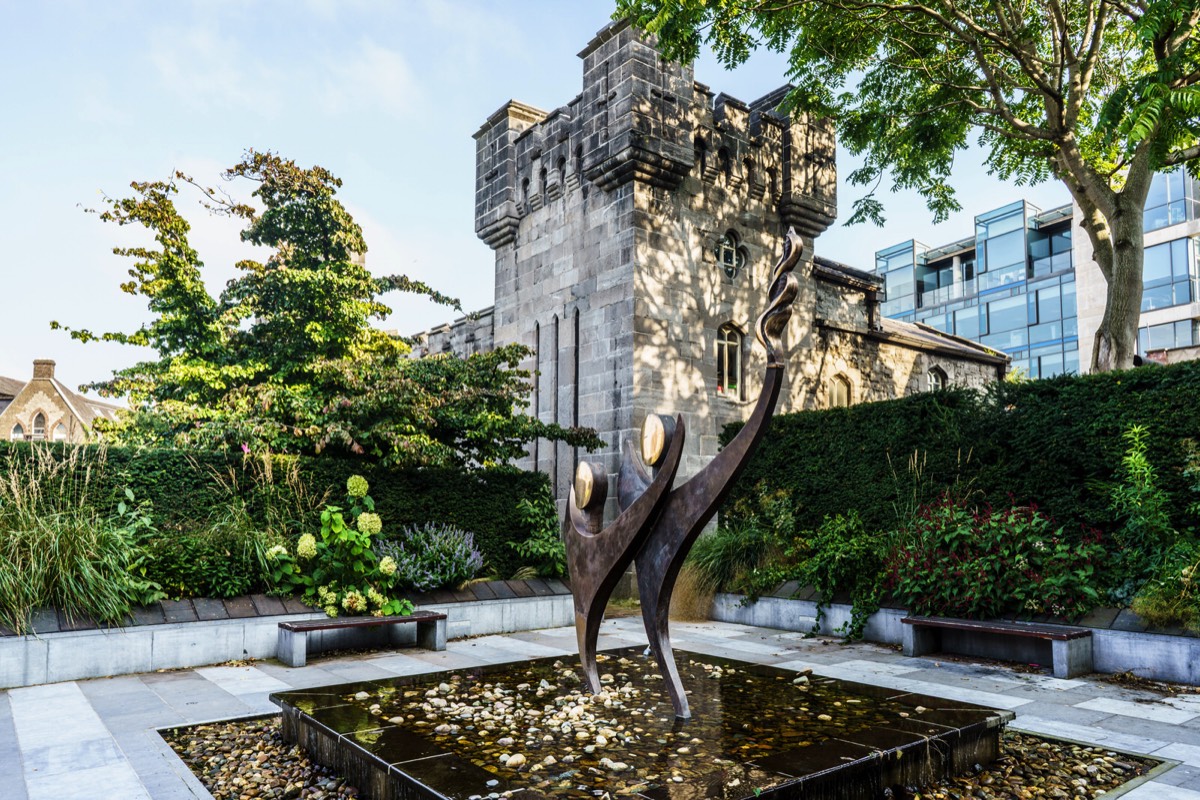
273, 646, 1010, 799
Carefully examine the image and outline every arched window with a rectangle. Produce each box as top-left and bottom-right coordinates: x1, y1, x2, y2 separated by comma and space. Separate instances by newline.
713, 231, 748, 282
556, 156, 566, 186
53, 423, 68, 442
10, 424, 24, 442
521, 177, 530, 205
743, 158, 755, 192
540, 167, 548, 203
928, 367, 947, 391
32, 413, 46, 440
694, 136, 707, 176
575, 145, 583, 176
829, 375, 852, 408
716, 324, 743, 399
718, 148, 732, 183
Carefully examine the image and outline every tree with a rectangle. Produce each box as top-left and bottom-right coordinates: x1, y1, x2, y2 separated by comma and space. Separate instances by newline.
617, 0, 1200, 371
56, 150, 601, 466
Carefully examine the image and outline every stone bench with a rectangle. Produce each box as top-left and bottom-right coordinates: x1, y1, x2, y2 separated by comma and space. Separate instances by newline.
902, 615, 1093, 678
277, 611, 447, 668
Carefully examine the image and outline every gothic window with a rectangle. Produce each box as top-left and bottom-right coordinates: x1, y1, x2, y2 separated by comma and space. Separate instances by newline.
521, 177, 530, 205
575, 145, 583, 176
53, 423, 68, 442
32, 413, 46, 440
716, 324, 743, 399
540, 167, 548, 203
714, 231, 748, 282
928, 367, 947, 391
10, 424, 23, 441
556, 156, 566, 186
694, 136, 707, 176
829, 375, 852, 408
718, 148, 732, 182
743, 158, 755, 192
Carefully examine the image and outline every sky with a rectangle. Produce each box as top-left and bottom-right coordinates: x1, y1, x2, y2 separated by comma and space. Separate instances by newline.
0, 0, 1070, 397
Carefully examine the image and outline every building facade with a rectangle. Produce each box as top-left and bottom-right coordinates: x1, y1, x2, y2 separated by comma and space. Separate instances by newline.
422, 21, 1007, 509
874, 170, 1200, 375
0, 360, 121, 443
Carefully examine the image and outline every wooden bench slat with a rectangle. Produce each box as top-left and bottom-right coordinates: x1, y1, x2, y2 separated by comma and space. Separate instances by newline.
902, 616, 1091, 641
280, 611, 447, 633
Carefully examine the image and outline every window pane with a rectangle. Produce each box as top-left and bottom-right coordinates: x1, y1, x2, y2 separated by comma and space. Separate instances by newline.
1143, 282, 1175, 311
1040, 351, 1065, 377
954, 308, 980, 339
1061, 280, 1077, 318
987, 294, 1026, 332
1146, 172, 1169, 210
1038, 286, 1061, 323
1168, 170, 1185, 200
1173, 239, 1190, 278
1029, 235, 1050, 262
1051, 228, 1071, 254
1144, 244, 1172, 283
985, 230, 1025, 271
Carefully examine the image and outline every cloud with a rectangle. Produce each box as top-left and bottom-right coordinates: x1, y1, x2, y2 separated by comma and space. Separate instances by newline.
148, 25, 283, 116
319, 38, 421, 120
418, 0, 527, 70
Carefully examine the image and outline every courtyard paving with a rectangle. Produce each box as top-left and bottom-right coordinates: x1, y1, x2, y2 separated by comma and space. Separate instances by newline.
2, 617, 1200, 799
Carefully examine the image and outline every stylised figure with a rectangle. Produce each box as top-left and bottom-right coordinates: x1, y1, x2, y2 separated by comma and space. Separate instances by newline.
567, 228, 803, 717
565, 416, 685, 693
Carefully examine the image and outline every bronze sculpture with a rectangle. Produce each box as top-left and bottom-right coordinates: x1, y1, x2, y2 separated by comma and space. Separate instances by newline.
566, 228, 803, 717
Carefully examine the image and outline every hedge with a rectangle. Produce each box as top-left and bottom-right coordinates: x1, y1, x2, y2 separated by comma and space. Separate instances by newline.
0, 443, 550, 578
720, 359, 1200, 539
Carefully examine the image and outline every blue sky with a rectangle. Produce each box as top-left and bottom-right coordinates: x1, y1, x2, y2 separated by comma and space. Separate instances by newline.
0, 0, 1069, 394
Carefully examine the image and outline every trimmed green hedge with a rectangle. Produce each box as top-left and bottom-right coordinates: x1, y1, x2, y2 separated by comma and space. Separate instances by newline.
0, 444, 550, 578
721, 359, 1200, 539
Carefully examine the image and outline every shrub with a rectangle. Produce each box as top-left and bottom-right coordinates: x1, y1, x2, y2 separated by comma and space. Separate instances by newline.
508, 487, 566, 578
795, 512, 887, 640
142, 509, 277, 599
375, 523, 484, 592
0, 443, 551, 578
0, 445, 163, 633
1131, 539, 1200, 630
1107, 425, 1176, 601
721, 360, 1200, 549
885, 496, 1104, 620
269, 476, 412, 617
686, 519, 776, 597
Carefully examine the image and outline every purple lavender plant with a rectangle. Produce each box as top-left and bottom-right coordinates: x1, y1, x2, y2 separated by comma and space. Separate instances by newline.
375, 523, 484, 592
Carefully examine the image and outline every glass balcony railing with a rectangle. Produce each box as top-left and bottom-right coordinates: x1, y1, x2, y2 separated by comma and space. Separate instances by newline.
978, 262, 1027, 293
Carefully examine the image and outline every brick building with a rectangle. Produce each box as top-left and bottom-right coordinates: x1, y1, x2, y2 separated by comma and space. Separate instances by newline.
0, 360, 122, 443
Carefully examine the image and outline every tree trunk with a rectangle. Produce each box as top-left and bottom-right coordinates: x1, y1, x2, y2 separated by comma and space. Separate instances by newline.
1089, 191, 1145, 372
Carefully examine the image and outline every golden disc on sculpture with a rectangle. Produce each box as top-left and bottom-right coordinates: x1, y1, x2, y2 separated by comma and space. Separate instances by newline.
575, 462, 594, 509
642, 414, 666, 466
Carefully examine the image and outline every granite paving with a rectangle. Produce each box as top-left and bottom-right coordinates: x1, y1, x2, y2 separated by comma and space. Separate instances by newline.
2, 616, 1200, 798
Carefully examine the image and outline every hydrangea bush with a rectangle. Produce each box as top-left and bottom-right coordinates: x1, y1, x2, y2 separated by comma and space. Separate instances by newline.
266, 475, 413, 617
375, 523, 484, 592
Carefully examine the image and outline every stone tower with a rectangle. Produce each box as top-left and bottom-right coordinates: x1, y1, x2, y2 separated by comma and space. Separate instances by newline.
471, 20, 1001, 513
474, 20, 836, 503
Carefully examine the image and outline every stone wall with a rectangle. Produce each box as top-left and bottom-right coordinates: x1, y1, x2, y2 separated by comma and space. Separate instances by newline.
411, 308, 496, 358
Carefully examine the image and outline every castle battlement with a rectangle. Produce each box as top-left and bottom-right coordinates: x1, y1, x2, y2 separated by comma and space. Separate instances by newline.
474, 20, 836, 251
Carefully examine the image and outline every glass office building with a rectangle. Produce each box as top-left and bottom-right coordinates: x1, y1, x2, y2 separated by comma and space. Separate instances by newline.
874, 170, 1200, 377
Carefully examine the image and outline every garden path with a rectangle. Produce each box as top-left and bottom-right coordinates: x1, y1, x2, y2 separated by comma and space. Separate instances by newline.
1, 618, 1199, 799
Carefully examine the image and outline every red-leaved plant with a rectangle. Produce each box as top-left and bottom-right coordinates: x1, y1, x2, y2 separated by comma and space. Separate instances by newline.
885, 495, 1103, 620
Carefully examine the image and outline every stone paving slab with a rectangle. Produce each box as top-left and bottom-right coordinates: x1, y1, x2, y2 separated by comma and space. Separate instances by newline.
5, 617, 1200, 798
